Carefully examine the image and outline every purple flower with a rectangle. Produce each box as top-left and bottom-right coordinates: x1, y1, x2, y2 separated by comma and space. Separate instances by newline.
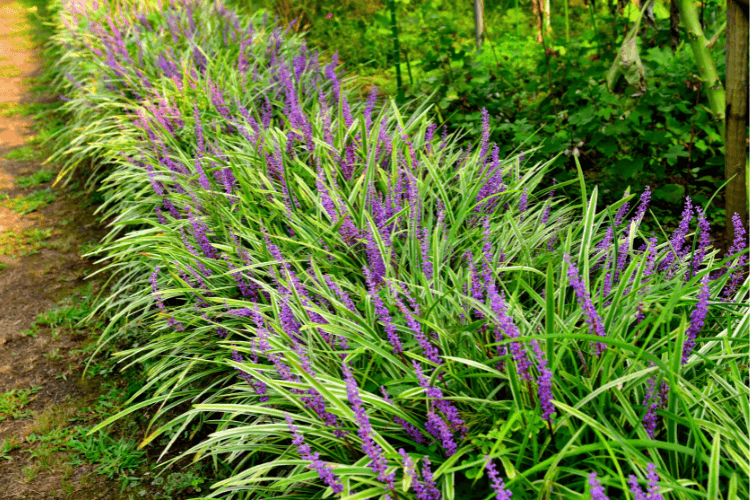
614, 190, 631, 226
425, 411, 457, 457
518, 189, 528, 219
660, 197, 694, 274
365, 268, 403, 354
487, 283, 532, 381
366, 228, 386, 286
231, 350, 268, 401
645, 463, 664, 500
285, 415, 343, 494
688, 206, 712, 280
484, 456, 512, 500
565, 255, 607, 355
186, 207, 218, 259
420, 226, 434, 280
413, 361, 466, 449
398, 450, 442, 500
364, 86, 378, 132
541, 179, 556, 224
388, 283, 440, 364
642, 369, 662, 439
381, 388, 428, 445
629, 463, 662, 500
633, 186, 651, 222
324, 275, 357, 314
588, 472, 609, 500
480, 108, 491, 160
682, 276, 710, 364
530, 340, 554, 423
722, 213, 748, 300
342, 363, 394, 490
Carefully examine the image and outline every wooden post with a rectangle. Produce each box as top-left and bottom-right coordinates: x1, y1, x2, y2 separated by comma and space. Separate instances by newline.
474, 0, 485, 51
725, 0, 749, 243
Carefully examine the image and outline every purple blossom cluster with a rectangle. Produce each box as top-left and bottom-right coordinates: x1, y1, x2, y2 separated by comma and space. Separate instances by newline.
682, 276, 710, 364
414, 361, 466, 456
342, 363, 395, 491
399, 450, 442, 500
628, 463, 664, 500
285, 414, 343, 495
565, 255, 607, 355
484, 456, 512, 500
588, 472, 609, 500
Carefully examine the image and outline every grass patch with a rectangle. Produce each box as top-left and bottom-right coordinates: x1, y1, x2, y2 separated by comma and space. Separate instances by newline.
1, 188, 55, 214
0, 227, 53, 257
0, 102, 55, 118
15, 169, 55, 189
0, 387, 41, 421
4, 145, 42, 162
37, 284, 95, 329
0, 64, 22, 78
68, 431, 146, 479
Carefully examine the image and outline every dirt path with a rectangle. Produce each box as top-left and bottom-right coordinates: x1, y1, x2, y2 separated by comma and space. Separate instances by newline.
0, 2, 123, 498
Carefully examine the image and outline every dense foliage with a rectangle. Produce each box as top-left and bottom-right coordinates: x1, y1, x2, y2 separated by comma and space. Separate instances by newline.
249, 0, 731, 234
47, 0, 748, 499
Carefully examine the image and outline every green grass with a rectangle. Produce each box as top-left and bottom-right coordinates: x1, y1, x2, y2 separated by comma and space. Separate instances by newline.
0, 227, 53, 257
15, 169, 55, 189
0, 102, 56, 118
1, 188, 55, 213
68, 431, 146, 479
4, 145, 42, 162
0, 387, 41, 422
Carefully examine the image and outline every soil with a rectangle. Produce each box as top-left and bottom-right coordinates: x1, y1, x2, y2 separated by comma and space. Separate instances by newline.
0, 2, 130, 498
0, 4, 219, 499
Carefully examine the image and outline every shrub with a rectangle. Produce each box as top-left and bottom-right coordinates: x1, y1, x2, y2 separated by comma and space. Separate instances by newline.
50, 1, 748, 499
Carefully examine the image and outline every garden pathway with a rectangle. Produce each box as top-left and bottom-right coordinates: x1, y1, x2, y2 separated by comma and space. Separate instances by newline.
0, 2, 126, 498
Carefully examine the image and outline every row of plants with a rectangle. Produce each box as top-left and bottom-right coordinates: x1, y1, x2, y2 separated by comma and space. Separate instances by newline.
45, 0, 747, 498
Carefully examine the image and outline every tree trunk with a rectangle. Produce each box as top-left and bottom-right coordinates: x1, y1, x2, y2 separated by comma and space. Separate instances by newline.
725, 0, 749, 244
387, 0, 404, 102
670, 0, 680, 53
474, 0, 484, 51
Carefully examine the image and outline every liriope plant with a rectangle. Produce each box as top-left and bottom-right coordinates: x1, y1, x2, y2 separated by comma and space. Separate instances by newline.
47, 1, 749, 499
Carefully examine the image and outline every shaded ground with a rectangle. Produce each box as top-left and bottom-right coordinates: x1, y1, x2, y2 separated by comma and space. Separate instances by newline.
0, 2, 215, 499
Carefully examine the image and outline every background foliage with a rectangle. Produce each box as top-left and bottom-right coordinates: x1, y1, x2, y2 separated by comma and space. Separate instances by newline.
246, 0, 734, 240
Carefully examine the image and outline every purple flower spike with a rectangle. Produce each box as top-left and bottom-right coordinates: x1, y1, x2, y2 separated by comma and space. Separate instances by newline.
722, 213, 748, 300
588, 472, 609, 500
398, 450, 441, 500
480, 108, 491, 160
660, 197, 694, 274
530, 340, 555, 423
285, 415, 343, 494
541, 179, 556, 225
646, 463, 664, 500
382, 389, 428, 444
420, 226, 434, 280
682, 276, 710, 364
564, 255, 607, 355
633, 186, 651, 222
342, 363, 394, 491
519, 189, 528, 220
628, 464, 662, 500
484, 456, 512, 500
689, 206, 711, 280
642, 369, 662, 439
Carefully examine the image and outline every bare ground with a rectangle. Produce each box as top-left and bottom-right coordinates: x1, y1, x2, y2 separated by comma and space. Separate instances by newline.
0, 2, 139, 498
